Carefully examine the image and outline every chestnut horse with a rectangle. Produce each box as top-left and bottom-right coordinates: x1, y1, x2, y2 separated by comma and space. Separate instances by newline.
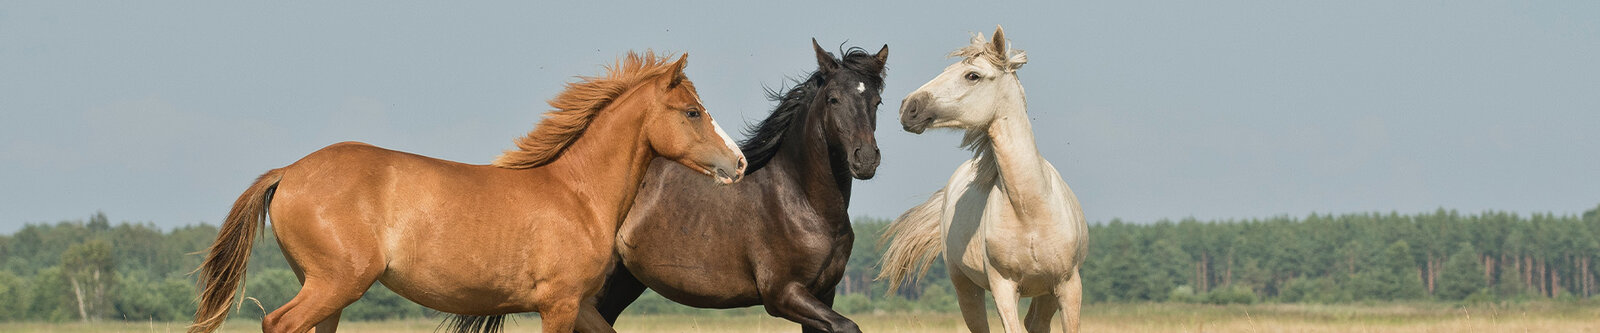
595, 40, 886, 333
190, 52, 747, 333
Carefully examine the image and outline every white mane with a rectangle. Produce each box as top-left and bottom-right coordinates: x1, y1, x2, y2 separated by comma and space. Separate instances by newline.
950, 33, 1028, 72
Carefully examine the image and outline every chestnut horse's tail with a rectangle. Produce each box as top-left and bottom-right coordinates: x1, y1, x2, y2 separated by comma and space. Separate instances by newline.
876, 188, 947, 294
189, 168, 283, 333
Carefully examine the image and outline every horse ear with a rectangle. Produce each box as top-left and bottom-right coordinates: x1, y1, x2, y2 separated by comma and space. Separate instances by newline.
991, 26, 1025, 72
874, 44, 889, 67
991, 25, 1007, 56
668, 53, 689, 87
812, 38, 839, 73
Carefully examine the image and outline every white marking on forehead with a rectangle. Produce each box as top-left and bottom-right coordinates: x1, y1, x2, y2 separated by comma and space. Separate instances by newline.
856, 82, 866, 94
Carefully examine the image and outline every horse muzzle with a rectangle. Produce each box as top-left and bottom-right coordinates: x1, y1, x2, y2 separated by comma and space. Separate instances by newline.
899, 93, 935, 134
712, 156, 746, 185
849, 146, 880, 180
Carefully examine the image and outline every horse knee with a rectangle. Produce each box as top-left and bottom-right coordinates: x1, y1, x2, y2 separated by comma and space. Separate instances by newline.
261, 299, 298, 333
261, 313, 281, 332
833, 319, 862, 333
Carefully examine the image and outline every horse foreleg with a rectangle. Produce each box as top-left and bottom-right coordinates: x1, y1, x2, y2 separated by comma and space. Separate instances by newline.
574, 304, 617, 333
592, 263, 647, 325
986, 273, 1026, 333
537, 297, 579, 333
592, 262, 646, 324
950, 269, 990, 333
763, 283, 860, 333
1023, 294, 1058, 333
800, 289, 847, 333
1057, 269, 1083, 333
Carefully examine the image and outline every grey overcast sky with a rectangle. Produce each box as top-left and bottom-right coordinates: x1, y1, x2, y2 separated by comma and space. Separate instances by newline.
2, 1, 1597, 232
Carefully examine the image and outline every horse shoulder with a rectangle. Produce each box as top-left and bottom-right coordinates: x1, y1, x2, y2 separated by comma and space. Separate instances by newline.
759, 186, 834, 255
1038, 160, 1089, 268
1037, 160, 1086, 232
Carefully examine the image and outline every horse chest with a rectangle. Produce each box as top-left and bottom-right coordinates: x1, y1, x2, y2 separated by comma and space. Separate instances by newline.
771, 213, 851, 266
944, 174, 1084, 290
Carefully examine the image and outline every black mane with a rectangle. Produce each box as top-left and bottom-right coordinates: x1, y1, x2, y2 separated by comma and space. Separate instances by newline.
738, 48, 885, 173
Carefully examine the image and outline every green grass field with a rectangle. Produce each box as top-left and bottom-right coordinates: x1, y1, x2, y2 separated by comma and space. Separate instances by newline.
6, 302, 1599, 332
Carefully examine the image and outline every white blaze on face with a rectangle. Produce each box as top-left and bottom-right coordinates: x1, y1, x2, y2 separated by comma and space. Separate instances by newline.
857, 82, 866, 94
694, 94, 745, 162
711, 119, 742, 161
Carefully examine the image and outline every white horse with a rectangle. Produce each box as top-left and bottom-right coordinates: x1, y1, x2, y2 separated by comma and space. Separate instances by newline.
878, 26, 1088, 333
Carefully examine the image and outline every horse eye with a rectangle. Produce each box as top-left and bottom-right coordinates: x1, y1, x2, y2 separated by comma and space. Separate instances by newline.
964, 72, 981, 81
828, 97, 839, 104
684, 108, 702, 118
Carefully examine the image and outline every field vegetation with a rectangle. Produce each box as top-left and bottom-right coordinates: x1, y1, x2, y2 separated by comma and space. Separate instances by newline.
3, 205, 1599, 331
4, 302, 1598, 332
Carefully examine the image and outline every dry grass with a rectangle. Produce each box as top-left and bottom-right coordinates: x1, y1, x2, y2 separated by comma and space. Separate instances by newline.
5, 302, 1600, 332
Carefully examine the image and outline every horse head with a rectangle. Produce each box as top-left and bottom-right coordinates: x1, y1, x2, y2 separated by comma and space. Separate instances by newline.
900, 25, 1028, 134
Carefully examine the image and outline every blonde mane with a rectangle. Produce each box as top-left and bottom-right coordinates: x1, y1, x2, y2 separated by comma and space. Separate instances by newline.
950, 33, 1028, 72
492, 52, 686, 169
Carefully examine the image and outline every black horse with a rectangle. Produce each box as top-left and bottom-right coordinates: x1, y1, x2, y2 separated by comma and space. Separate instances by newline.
596, 40, 887, 333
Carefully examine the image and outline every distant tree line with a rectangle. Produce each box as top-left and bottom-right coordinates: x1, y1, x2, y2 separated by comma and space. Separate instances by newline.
2, 205, 1598, 322
840, 205, 1600, 307
0, 212, 423, 322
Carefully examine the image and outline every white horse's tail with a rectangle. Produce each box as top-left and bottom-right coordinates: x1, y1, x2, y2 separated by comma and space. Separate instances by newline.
876, 188, 947, 294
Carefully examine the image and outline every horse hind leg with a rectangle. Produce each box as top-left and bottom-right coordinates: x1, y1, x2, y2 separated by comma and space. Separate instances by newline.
265, 250, 376, 332
949, 268, 990, 333
1023, 294, 1059, 333
264, 217, 384, 332
285, 260, 352, 333
262, 277, 373, 333
314, 310, 345, 333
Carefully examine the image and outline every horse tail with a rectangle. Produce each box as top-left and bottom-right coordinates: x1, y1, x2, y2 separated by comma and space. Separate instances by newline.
442, 314, 508, 333
189, 168, 283, 333
876, 188, 947, 295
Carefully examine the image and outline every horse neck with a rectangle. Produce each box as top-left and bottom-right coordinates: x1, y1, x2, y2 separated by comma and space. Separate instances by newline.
774, 108, 854, 216
540, 96, 654, 230
973, 78, 1054, 221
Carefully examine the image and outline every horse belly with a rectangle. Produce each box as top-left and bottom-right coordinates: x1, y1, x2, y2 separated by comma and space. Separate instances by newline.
627, 259, 762, 307
378, 256, 542, 315
376, 218, 603, 315
620, 224, 764, 307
